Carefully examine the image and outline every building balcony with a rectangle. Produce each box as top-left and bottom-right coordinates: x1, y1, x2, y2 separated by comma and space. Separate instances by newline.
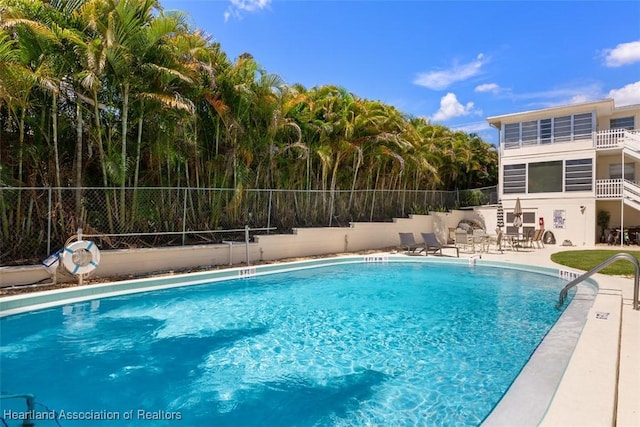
595, 129, 640, 151
596, 179, 624, 198
596, 179, 640, 208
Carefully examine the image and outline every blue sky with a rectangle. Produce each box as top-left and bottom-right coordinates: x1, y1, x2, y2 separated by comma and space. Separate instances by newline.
161, 0, 640, 144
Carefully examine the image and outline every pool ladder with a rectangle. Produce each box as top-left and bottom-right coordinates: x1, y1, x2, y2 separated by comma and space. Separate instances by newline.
556, 252, 640, 310
0, 393, 36, 426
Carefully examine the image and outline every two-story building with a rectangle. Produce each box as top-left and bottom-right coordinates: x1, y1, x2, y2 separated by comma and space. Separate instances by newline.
486, 98, 640, 246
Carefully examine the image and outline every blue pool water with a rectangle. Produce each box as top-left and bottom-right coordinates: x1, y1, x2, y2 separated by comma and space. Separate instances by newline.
0, 262, 569, 426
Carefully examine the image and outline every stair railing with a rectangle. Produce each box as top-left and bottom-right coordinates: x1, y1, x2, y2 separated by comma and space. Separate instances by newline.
556, 253, 639, 311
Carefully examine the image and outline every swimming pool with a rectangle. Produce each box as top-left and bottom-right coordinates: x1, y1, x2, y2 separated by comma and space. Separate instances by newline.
0, 258, 580, 426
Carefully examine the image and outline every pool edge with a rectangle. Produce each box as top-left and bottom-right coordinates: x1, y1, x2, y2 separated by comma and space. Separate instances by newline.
1, 254, 573, 317
0, 253, 607, 426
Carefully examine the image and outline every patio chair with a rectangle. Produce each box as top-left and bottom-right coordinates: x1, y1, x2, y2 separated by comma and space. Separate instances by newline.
516, 229, 533, 249
421, 233, 459, 257
488, 228, 504, 253
532, 228, 545, 248
472, 229, 490, 253
398, 232, 425, 254
454, 229, 471, 253
447, 227, 456, 244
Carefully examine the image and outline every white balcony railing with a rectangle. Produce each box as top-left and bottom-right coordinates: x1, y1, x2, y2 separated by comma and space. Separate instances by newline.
596, 179, 623, 198
595, 128, 640, 150
596, 179, 640, 207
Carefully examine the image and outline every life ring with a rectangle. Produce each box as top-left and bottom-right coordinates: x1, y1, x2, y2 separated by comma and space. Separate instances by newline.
62, 240, 100, 275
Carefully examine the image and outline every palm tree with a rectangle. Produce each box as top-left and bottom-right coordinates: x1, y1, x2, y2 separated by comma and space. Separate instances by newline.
0, 0, 502, 256
100, 0, 158, 223
0, 27, 24, 239
0, 4, 60, 229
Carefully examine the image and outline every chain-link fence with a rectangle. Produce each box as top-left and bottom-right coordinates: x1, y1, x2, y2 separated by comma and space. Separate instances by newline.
0, 186, 497, 266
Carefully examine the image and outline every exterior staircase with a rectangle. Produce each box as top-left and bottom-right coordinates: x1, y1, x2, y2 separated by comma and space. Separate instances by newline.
596, 129, 640, 208
623, 180, 640, 211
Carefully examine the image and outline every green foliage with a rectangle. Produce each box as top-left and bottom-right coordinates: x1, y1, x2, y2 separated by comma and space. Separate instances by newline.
0, 0, 500, 264
409, 204, 429, 215
0, 0, 498, 195
550, 250, 640, 276
459, 189, 490, 207
597, 210, 610, 234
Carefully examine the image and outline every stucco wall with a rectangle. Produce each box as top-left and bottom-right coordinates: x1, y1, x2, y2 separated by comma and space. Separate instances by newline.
596, 153, 639, 180
492, 197, 596, 247
500, 139, 594, 161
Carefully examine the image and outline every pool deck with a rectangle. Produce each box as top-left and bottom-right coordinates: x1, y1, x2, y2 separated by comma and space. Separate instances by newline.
467, 244, 639, 427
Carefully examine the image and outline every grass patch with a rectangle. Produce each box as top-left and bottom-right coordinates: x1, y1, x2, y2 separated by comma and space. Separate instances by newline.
551, 249, 640, 276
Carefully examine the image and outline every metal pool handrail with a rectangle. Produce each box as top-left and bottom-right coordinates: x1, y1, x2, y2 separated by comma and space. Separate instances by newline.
0, 393, 36, 426
556, 253, 640, 310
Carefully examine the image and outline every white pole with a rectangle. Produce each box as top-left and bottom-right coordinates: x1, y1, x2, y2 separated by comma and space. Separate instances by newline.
621, 149, 624, 247
77, 227, 83, 286
245, 225, 250, 265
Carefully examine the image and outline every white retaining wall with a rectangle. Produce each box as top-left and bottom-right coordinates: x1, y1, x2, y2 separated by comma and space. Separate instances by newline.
0, 212, 480, 287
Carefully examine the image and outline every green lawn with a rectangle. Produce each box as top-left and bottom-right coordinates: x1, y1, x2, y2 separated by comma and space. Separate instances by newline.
550, 249, 640, 276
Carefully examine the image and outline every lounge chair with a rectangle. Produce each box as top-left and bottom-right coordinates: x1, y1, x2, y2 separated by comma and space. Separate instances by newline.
398, 232, 425, 254
421, 233, 460, 257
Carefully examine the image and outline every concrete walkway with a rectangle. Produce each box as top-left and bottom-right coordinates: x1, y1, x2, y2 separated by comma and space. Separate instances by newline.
464, 243, 639, 427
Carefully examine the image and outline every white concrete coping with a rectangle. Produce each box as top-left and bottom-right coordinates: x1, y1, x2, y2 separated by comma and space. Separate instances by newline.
539, 288, 623, 427
483, 282, 600, 427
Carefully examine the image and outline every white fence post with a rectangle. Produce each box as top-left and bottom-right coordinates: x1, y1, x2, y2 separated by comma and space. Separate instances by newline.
182, 188, 187, 246
245, 224, 250, 265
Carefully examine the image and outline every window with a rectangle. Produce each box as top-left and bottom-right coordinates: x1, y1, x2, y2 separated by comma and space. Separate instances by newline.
609, 163, 635, 181
528, 161, 562, 193
506, 212, 535, 235
540, 119, 552, 144
504, 123, 520, 149
610, 116, 635, 130
553, 116, 572, 143
521, 120, 538, 145
503, 159, 593, 195
565, 158, 593, 191
503, 164, 525, 194
500, 112, 594, 146
573, 113, 593, 139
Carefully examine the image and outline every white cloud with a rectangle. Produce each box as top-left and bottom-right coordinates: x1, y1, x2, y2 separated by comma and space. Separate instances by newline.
568, 94, 592, 104
515, 84, 601, 102
414, 54, 488, 90
509, 83, 603, 108
511, 81, 639, 108
451, 121, 492, 134
603, 40, 640, 67
430, 93, 481, 122
225, 0, 271, 22
475, 83, 500, 94
608, 81, 640, 106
